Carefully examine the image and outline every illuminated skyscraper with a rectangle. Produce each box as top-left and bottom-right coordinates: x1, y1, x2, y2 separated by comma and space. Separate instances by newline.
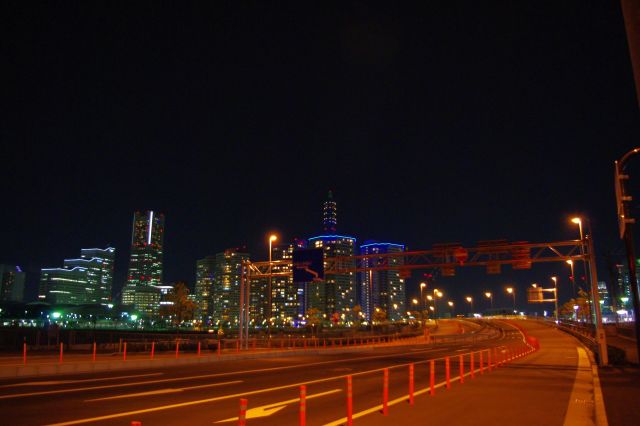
305, 192, 356, 317
39, 247, 115, 305
0, 264, 25, 302
359, 242, 406, 321
64, 247, 115, 304
121, 211, 164, 316
212, 248, 250, 327
271, 243, 298, 324
195, 256, 216, 321
323, 190, 337, 232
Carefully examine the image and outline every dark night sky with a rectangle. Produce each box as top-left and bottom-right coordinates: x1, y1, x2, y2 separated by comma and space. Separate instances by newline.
2, 1, 639, 311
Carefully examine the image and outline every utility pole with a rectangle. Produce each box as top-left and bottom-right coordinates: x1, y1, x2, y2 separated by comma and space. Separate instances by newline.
615, 147, 640, 358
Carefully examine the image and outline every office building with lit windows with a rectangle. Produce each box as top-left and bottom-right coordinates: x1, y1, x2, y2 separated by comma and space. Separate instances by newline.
38, 246, 115, 305
64, 247, 115, 304
212, 248, 250, 327
121, 211, 164, 316
0, 264, 25, 302
359, 242, 406, 321
195, 256, 216, 321
39, 266, 89, 305
271, 243, 298, 325
303, 191, 356, 317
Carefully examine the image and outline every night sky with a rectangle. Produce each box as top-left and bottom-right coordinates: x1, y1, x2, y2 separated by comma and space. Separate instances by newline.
2, 2, 639, 312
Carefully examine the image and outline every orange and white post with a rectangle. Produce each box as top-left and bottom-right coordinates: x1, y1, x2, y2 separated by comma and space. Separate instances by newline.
429, 360, 435, 396
382, 368, 389, 415
409, 363, 415, 405
346, 375, 353, 426
445, 357, 451, 389
459, 354, 464, 384
238, 398, 248, 426
299, 385, 306, 426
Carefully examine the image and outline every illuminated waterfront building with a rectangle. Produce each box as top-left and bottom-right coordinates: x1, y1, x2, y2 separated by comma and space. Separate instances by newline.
271, 243, 297, 324
39, 266, 88, 305
121, 211, 164, 316
38, 246, 115, 305
359, 242, 406, 321
195, 256, 216, 321
303, 191, 356, 317
0, 264, 25, 302
212, 248, 250, 327
64, 247, 115, 304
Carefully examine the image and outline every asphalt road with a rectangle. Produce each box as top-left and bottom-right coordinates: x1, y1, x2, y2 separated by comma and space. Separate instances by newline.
0, 320, 527, 426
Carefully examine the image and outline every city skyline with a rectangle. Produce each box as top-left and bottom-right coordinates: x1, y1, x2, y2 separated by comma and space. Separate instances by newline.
2, 1, 639, 312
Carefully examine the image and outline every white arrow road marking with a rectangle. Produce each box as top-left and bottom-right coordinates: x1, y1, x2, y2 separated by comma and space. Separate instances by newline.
214, 389, 341, 423
85, 380, 243, 402
0, 373, 163, 388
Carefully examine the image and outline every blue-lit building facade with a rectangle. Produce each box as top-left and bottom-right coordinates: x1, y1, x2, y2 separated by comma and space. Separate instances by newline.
301, 192, 356, 317
359, 242, 406, 321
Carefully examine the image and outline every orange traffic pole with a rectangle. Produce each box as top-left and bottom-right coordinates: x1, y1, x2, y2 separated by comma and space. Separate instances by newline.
346, 375, 353, 426
59, 342, 63, 364
123, 342, 127, 361
151, 341, 155, 359
382, 368, 389, 415
480, 350, 484, 374
299, 385, 306, 426
175, 340, 180, 358
430, 360, 435, 396
238, 398, 248, 426
445, 357, 451, 389
92, 341, 96, 362
23, 342, 26, 365
470, 352, 475, 379
488, 349, 492, 372
409, 363, 415, 405
459, 354, 464, 384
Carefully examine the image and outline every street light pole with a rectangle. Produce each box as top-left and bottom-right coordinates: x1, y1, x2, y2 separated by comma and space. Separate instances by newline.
566, 259, 576, 298
268, 235, 277, 340
506, 287, 515, 314
466, 296, 473, 317
615, 148, 640, 360
485, 292, 493, 311
551, 277, 559, 324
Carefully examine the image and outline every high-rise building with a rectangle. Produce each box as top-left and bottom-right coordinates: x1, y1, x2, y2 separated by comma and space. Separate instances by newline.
38, 246, 115, 305
359, 242, 406, 321
303, 191, 356, 318
195, 256, 216, 322
39, 266, 89, 305
212, 248, 250, 327
122, 211, 164, 317
0, 264, 25, 302
63, 247, 115, 304
271, 243, 298, 325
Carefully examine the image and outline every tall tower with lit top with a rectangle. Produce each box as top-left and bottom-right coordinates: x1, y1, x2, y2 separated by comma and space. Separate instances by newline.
323, 190, 337, 232
121, 210, 165, 316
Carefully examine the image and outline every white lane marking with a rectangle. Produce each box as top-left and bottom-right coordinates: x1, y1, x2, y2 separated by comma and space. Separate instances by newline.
0, 373, 163, 388
215, 389, 341, 423
562, 347, 597, 426
86, 380, 242, 402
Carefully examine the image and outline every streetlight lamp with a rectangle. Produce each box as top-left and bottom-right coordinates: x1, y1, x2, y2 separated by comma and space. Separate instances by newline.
551, 276, 558, 323
466, 296, 473, 316
268, 234, 277, 338
447, 301, 454, 317
432, 289, 443, 322
506, 287, 516, 314
485, 292, 493, 311
420, 282, 426, 311
571, 217, 590, 291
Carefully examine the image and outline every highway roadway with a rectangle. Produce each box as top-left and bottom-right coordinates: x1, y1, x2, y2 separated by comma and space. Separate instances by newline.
0, 320, 528, 426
